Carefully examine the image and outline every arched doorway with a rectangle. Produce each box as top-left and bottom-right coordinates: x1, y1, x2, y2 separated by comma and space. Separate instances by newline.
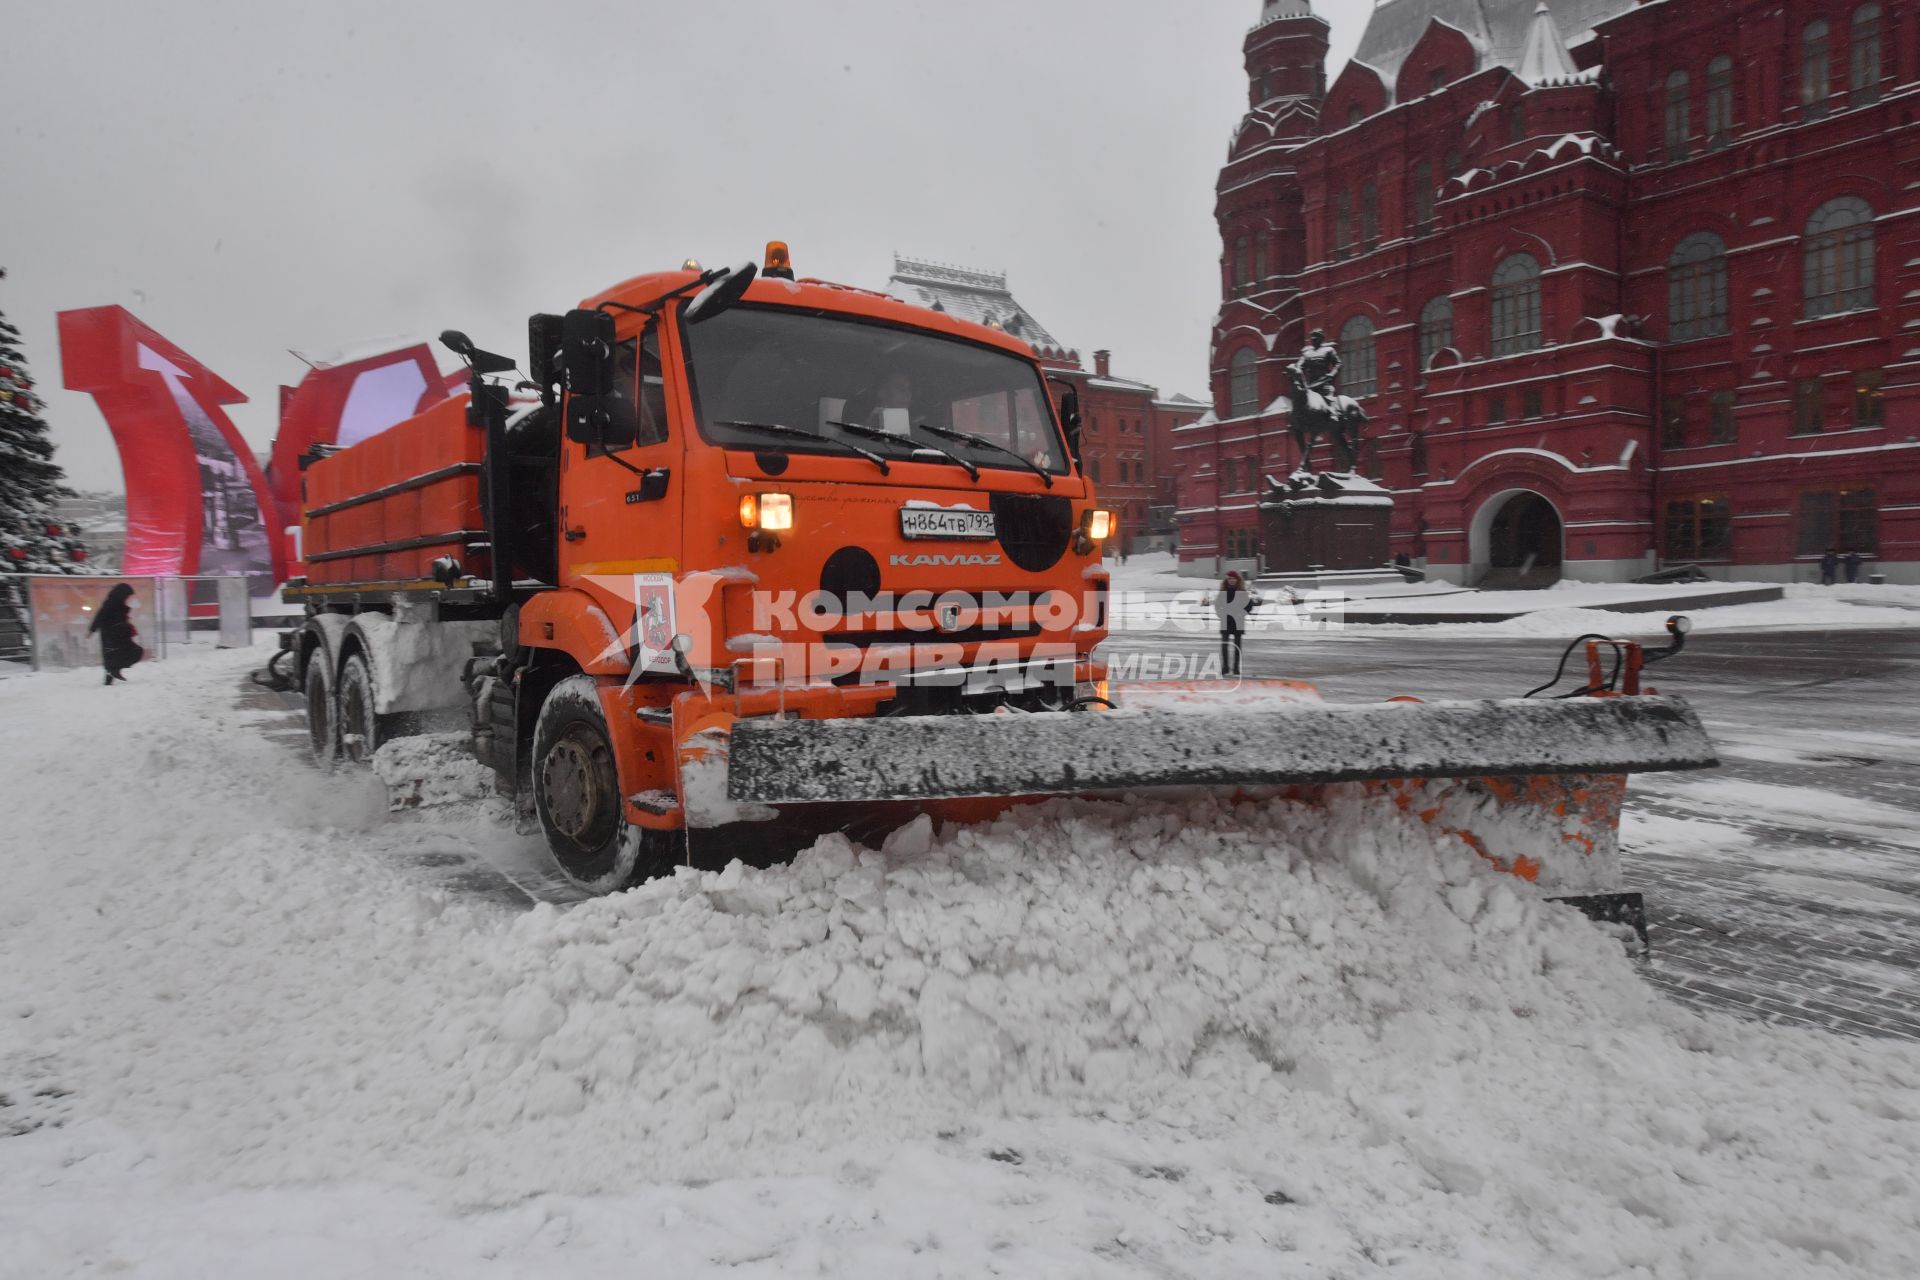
1470, 489, 1563, 589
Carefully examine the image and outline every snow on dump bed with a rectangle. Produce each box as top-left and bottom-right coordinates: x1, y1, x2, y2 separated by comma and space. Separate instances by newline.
4, 652, 1920, 1277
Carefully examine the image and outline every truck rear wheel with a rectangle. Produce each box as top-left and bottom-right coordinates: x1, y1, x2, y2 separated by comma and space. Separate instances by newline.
531, 675, 680, 895
338, 652, 380, 765
304, 652, 337, 764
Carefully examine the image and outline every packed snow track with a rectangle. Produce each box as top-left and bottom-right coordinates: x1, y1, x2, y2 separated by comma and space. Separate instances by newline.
2, 648, 1918, 1277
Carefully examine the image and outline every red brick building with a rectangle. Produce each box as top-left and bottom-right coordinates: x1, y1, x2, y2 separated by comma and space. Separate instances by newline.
1178, 0, 1919, 584
888, 257, 1205, 551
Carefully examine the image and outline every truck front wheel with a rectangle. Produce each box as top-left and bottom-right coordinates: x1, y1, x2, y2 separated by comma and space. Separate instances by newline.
531, 675, 680, 895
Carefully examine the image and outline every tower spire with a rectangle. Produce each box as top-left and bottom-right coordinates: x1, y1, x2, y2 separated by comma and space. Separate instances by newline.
1517, 2, 1580, 86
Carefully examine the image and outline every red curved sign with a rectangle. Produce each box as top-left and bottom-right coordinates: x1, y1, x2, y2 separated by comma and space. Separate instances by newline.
58, 307, 286, 592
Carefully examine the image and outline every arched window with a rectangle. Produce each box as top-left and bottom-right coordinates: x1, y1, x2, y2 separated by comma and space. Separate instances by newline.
1255, 237, 1269, 284
1668, 233, 1729, 340
1233, 236, 1251, 293
1347, 103, 1363, 128
1412, 159, 1437, 232
1418, 295, 1454, 369
1508, 99, 1528, 144
1340, 315, 1377, 398
1852, 5, 1882, 104
1361, 181, 1380, 248
1334, 192, 1354, 258
1802, 21, 1832, 117
1490, 253, 1543, 356
1804, 197, 1876, 316
1409, 432, 1429, 478
1228, 348, 1260, 418
1664, 71, 1691, 160
1705, 55, 1734, 148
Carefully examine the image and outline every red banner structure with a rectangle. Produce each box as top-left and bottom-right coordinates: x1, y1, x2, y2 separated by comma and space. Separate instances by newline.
59, 309, 448, 592
265, 343, 448, 564
59, 307, 286, 593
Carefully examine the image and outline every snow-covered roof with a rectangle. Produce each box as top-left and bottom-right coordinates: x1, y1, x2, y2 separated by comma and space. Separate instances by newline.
886, 256, 1064, 352
1254, 0, 1317, 30
1516, 2, 1581, 86
1350, 0, 1631, 89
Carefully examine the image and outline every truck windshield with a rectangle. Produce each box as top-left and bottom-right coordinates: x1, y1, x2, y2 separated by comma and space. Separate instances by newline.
684, 306, 1070, 475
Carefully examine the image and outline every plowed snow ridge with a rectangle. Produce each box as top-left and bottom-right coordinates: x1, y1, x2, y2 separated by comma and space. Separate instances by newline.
3, 650, 1919, 1278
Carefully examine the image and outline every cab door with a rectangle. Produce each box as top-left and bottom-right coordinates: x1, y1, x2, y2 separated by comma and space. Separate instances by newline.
558, 319, 685, 644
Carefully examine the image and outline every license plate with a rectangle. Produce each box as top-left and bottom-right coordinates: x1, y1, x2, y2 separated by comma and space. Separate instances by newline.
900, 507, 997, 540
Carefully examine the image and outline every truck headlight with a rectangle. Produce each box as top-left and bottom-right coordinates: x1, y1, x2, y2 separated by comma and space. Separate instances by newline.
1084, 509, 1114, 540
740, 492, 794, 531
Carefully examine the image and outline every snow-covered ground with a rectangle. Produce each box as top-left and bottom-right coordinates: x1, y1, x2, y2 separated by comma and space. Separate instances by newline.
1109, 552, 1920, 637
4, 649, 1920, 1277
1361, 583, 1920, 637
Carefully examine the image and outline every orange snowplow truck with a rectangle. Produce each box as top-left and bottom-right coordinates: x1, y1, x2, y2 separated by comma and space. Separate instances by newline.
271, 246, 1715, 915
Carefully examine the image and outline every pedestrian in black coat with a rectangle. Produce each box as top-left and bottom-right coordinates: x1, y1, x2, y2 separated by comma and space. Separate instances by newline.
1214, 570, 1256, 677
1820, 548, 1839, 586
88, 583, 144, 684
1843, 550, 1863, 584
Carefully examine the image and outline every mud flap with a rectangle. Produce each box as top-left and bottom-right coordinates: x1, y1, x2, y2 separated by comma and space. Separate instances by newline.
725, 696, 1717, 804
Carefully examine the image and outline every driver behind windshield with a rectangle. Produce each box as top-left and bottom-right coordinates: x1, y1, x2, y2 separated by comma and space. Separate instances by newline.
849, 370, 915, 435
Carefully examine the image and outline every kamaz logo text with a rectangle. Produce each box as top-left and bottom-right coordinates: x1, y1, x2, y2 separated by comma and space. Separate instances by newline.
889, 552, 1003, 567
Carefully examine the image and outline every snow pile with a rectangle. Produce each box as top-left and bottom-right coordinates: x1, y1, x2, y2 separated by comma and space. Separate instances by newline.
436, 790, 1631, 1174
373, 730, 497, 809
4, 652, 1920, 1276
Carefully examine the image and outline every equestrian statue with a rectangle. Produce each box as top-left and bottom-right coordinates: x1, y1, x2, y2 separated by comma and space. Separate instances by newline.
1283, 329, 1368, 474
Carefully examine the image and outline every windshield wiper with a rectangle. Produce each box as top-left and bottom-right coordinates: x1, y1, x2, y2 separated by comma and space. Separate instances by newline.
826, 420, 981, 481
717, 419, 889, 475
916, 421, 1053, 487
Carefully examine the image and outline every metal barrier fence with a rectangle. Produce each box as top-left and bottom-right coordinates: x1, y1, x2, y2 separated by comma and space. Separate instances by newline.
0, 574, 253, 672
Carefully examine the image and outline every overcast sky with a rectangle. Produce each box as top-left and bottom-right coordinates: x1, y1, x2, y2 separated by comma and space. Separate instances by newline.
4, 1, 1372, 492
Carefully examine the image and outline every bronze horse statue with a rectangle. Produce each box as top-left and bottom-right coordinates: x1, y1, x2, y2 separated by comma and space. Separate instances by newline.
1283, 361, 1367, 474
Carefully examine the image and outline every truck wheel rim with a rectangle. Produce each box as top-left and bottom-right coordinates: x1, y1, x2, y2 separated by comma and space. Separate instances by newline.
542, 729, 617, 847
342, 672, 373, 763
306, 668, 331, 758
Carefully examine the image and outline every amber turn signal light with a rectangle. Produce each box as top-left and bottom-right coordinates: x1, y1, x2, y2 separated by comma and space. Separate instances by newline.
740, 492, 794, 531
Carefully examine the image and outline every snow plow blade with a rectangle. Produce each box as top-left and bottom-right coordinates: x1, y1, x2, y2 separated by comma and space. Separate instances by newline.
725, 695, 1716, 804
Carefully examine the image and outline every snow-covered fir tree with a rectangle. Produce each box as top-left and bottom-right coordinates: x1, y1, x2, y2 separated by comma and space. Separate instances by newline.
0, 269, 91, 574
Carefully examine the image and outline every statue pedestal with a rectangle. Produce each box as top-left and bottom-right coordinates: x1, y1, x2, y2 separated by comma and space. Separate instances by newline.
1258, 471, 1393, 573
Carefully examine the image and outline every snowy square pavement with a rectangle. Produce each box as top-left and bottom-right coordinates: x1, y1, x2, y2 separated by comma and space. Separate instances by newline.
3, 639, 1919, 1278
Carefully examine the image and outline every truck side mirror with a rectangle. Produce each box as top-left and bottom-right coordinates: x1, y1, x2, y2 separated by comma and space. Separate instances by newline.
1058, 387, 1083, 466
561, 309, 615, 396
562, 309, 621, 446
684, 261, 758, 324
568, 396, 641, 448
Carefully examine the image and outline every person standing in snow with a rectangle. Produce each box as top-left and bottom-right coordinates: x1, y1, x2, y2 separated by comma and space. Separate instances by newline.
1843, 549, 1863, 583
1215, 570, 1255, 677
88, 582, 144, 685
1820, 547, 1840, 586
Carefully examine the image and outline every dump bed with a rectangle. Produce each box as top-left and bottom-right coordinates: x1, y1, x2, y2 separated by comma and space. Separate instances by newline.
299, 396, 487, 588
